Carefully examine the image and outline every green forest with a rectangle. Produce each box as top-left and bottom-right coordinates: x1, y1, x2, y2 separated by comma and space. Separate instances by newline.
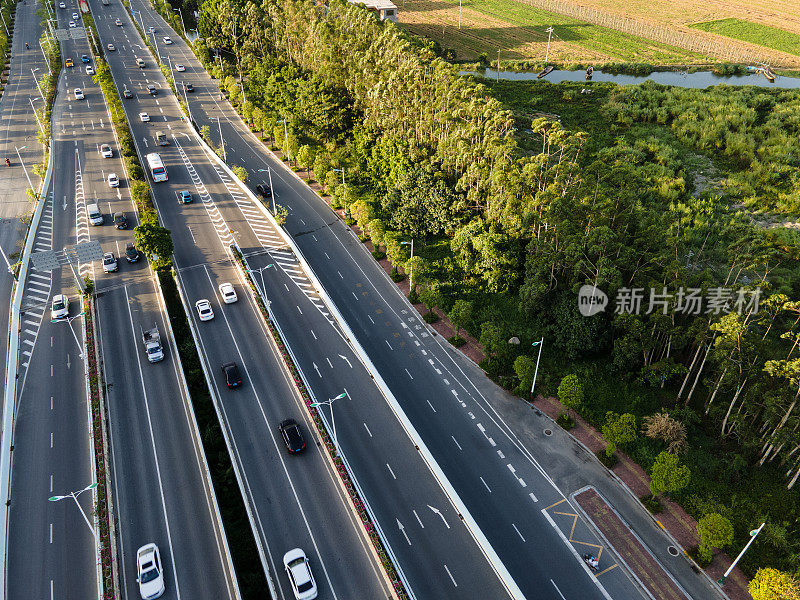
187, 0, 800, 583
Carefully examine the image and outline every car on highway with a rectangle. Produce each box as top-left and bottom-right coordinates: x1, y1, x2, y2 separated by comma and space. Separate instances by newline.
102, 252, 118, 273
175, 63, 185, 72
136, 543, 165, 600
221, 362, 242, 389
65, 58, 74, 67
81, 54, 90, 63
139, 112, 150, 122
163, 36, 172, 45
113, 212, 127, 229
58, 1, 65, 7
74, 88, 84, 100
107, 43, 115, 51
100, 143, 113, 158
256, 183, 272, 199
115, 18, 122, 25
136, 57, 145, 68
125, 242, 139, 263
68, 20, 76, 27
50, 294, 69, 320
279, 419, 306, 454
107, 173, 120, 188
195, 299, 214, 321
184, 83, 194, 92
147, 84, 157, 96
147, 26, 155, 33
85, 65, 94, 75
123, 88, 133, 98
72, 12, 78, 19
178, 190, 192, 204
283, 548, 317, 600
218, 283, 237, 304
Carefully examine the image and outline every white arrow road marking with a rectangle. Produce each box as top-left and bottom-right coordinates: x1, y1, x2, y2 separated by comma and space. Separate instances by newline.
397, 519, 411, 545
62, 195, 67, 211
66, 354, 71, 369
313, 363, 321, 378
427, 505, 450, 529
338, 354, 352, 368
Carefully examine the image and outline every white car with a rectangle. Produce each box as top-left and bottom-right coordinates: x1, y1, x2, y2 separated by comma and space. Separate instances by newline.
107, 173, 119, 187
218, 283, 237, 304
139, 112, 150, 122
136, 543, 165, 600
102, 252, 118, 273
58, 2, 65, 7
68, 20, 76, 27
175, 64, 185, 72
115, 18, 122, 26
74, 88, 84, 100
100, 144, 113, 158
51, 294, 69, 320
85, 65, 94, 75
162, 36, 172, 45
72, 12, 78, 19
107, 43, 115, 51
195, 299, 214, 321
283, 548, 317, 600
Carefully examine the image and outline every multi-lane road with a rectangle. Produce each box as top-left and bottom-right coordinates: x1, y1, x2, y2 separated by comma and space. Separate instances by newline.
1, 0, 722, 598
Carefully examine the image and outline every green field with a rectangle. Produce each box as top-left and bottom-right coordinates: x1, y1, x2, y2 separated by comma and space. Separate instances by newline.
691, 18, 800, 57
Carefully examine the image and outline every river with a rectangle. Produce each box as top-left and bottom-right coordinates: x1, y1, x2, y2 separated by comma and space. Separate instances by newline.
461, 68, 800, 89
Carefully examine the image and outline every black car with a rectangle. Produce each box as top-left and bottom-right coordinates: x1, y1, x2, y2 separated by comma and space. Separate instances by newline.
255, 183, 272, 199
147, 84, 157, 96
123, 88, 133, 98
222, 362, 242, 389
125, 242, 139, 263
184, 83, 194, 93
113, 212, 127, 229
279, 419, 306, 453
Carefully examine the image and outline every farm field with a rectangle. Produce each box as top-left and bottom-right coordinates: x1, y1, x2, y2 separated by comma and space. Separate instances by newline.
529, 0, 800, 36
398, 0, 704, 63
691, 18, 800, 57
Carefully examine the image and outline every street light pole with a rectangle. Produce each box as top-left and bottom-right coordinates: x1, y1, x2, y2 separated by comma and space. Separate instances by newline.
167, 55, 177, 91
247, 263, 274, 305
151, 30, 160, 61
310, 392, 347, 454
718, 523, 765, 586
48, 482, 98, 537
39, 40, 51, 71
530, 337, 544, 396
52, 311, 87, 357
14, 146, 35, 192
31, 67, 44, 99
401, 239, 414, 289
257, 168, 277, 214
215, 117, 226, 162
173, 8, 186, 38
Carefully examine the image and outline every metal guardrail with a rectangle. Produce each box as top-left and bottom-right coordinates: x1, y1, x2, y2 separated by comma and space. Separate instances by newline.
0, 135, 55, 599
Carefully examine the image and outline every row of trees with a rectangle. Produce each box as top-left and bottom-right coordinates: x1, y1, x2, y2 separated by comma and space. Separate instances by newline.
194, 0, 799, 579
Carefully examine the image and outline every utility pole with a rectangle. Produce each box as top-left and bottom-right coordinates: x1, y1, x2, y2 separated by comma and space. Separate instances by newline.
530, 338, 544, 397
545, 26, 554, 62
497, 49, 500, 82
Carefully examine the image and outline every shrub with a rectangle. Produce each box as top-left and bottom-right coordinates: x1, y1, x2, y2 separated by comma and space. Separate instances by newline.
642, 412, 687, 454
639, 494, 662, 514
557, 374, 584, 410
749, 568, 800, 600
556, 412, 575, 430
596, 448, 618, 468
448, 335, 466, 347
697, 513, 734, 558
650, 451, 691, 497
602, 412, 637, 458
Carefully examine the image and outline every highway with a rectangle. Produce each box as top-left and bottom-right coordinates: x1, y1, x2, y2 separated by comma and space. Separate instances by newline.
7, 2, 239, 598
122, 4, 652, 600
86, 2, 402, 598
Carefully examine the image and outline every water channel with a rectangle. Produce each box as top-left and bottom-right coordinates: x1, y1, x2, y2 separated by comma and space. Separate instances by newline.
461, 68, 800, 89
